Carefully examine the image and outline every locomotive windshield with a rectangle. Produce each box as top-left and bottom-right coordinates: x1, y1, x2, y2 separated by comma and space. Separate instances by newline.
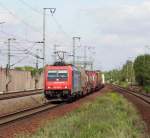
48, 70, 68, 81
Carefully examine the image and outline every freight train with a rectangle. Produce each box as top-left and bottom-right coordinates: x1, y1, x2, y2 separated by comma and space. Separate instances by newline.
44, 63, 104, 101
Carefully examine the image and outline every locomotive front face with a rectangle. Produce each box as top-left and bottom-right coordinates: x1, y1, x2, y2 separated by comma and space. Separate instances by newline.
47, 70, 69, 89
44, 66, 72, 99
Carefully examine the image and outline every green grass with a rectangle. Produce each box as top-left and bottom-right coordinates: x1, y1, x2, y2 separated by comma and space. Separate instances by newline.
17, 92, 147, 138
118, 81, 129, 88
144, 86, 150, 94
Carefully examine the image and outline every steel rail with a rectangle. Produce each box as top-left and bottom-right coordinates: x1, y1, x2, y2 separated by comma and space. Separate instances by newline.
0, 101, 65, 126
111, 84, 150, 105
0, 89, 43, 100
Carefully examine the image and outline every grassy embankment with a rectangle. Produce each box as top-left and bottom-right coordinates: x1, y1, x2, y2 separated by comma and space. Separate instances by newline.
119, 82, 150, 94
17, 92, 147, 138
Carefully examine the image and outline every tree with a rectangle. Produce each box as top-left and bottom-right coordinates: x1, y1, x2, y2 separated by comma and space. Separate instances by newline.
104, 60, 135, 86
104, 69, 122, 84
121, 60, 134, 83
134, 54, 150, 86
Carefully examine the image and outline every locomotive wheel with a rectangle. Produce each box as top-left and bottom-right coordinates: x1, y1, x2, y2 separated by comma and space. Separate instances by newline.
81, 91, 84, 97
78, 91, 83, 98
67, 95, 76, 103
75, 93, 80, 99
67, 96, 73, 103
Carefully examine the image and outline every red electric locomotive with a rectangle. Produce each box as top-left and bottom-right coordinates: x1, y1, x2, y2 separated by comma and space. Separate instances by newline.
44, 64, 86, 101
44, 62, 103, 101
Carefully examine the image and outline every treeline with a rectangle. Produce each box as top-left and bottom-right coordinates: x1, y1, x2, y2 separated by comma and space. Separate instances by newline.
104, 54, 150, 91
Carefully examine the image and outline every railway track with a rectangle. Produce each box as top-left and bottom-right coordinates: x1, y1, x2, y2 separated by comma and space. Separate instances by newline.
111, 84, 150, 105
0, 89, 103, 126
0, 89, 43, 100
0, 100, 64, 126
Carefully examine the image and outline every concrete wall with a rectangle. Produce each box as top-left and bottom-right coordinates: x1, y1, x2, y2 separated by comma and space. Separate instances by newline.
0, 68, 43, 93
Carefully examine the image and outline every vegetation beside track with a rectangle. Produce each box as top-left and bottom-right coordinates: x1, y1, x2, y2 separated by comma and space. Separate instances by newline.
15, 66, 43, 77
144, 86, 150, 94
104, 54, 150, 94
17, 92, 146, 138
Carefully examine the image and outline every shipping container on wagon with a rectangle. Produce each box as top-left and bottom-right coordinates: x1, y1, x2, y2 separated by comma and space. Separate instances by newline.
77, 66, 89, 95
95, 71, 103, 90
86, 70, 103, 91
86, 71, 96, 91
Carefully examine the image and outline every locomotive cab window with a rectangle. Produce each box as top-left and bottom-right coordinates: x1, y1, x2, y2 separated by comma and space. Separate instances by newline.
58, 70, 68, 78
48, 70, 68, 81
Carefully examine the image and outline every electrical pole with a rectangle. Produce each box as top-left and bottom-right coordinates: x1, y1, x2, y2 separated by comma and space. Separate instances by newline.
43, 8, 56, 68
72, 36, 80, 65
87, 46, 95, 70
0, 22, 5, 69
36, 49, 39, 69
131, 61, 133, 85
84, 46, 87, 69
43, 8, 46, 68
7, 39, 10, 69
53, 44, 60, 62
7, 38, 16, 69
5, 38, 15, 92
35, 41, 44, 68
54, 45, 56, 62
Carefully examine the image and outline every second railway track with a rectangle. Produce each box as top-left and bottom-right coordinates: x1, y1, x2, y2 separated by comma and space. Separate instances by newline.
0, 89, 43, 100
0, 100, 65, 126
111, 84, 150, 105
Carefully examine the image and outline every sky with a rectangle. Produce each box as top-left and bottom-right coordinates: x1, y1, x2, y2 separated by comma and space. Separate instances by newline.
0, 0, 150, 71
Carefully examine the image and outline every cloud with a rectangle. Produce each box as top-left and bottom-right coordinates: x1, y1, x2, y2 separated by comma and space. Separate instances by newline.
1, 0, 150, 70
83, 1, 150, 36
0, 10, 20, 25
79, 1, 150, 70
